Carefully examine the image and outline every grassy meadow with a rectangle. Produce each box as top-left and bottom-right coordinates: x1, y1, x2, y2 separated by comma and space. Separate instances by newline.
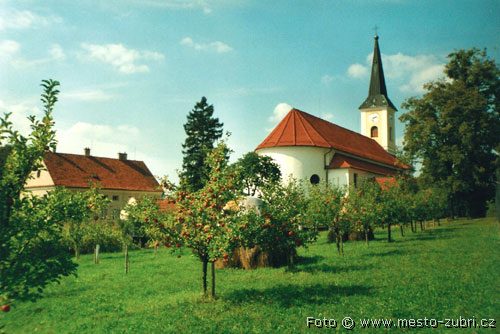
2, 218, 499, 333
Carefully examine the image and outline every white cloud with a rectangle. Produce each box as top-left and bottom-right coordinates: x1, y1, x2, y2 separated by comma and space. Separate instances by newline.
80, 43, 165, 74
49, 44, 65, 60
0, 9, 61, 31
180, 36, 233, 53
56, 122, 141, 157
347, 63, 368, 78
125, 0, 213, 14
268, 103, 292, 123
348, 52, 445, 93
0, 40, 20, 58
61, 89, 114, 102
321, 113, 334, 121
321, 74, 334, 85
0, 99, 41, 136
379, 53, 445, 93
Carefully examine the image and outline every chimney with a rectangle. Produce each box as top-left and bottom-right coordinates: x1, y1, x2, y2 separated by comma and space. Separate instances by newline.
118, 152, 127, 161
84, 147, 91, 157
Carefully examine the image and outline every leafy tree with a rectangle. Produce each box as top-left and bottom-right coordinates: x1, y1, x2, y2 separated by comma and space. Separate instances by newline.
49, 185, 110, 261
180, 97, 224, 192
123, 196, 175, 255
304, 182, 344, 254
377, 180, 410, 242
0, 80, 77, 304
233, 152, 281, 196
341, 181, 381, 246
175, 141, 240, 298
238, 179, 315, 267
400, 48, 500, 217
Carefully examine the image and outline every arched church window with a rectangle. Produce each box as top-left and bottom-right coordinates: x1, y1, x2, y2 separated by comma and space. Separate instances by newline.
310, 174, 320, 185
370, 126, 378, 138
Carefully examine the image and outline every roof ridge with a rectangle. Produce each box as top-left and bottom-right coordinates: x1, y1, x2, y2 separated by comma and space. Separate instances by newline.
294, 110, 330, 146
295, 109, 365, 138
49, 151, 143, 163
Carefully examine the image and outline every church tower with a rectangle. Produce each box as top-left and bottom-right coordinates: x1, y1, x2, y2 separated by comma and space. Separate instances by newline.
359, 34, 397, 154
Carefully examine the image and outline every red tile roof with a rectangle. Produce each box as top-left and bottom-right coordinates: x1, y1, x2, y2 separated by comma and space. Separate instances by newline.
42, 151, 161, 192
375, 177, 398, 190
256, 108, 407, 169
157, 198, 176, 212
329, 153, 399, 176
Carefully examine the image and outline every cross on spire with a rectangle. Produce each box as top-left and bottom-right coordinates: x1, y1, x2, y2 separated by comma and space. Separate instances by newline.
373, 25, 379, 37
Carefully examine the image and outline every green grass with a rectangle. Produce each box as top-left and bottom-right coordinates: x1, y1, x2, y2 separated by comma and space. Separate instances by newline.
2, 218, 499, 333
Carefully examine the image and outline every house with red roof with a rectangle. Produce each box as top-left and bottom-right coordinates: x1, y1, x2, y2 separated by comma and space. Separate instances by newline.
256, 35, 409, 187
25, 148, 162, 219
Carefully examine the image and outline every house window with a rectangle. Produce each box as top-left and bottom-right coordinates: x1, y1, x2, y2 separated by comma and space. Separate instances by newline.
112, 195, 119, 201
353, 173, 358, 188
370, 126, 378, 138
310, 174, 320, 185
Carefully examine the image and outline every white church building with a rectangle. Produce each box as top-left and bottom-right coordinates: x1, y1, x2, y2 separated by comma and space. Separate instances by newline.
256, 35, 409, 187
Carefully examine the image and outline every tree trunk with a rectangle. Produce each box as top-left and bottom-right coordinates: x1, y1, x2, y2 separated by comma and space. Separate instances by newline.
335, 234, 341, 255
340, 237, 344, 256
387, 224, 392, 242
400, 224, 404, 237
74, 246, 80, 260
94, 244, 100, 264
202, 258, 208, 297
211, 261, 216, 299
411, 221, 415, 233
420, 221, 424, 231
288, 249, 295, 269
124, 244, 130, 274
365, 229, 369, 246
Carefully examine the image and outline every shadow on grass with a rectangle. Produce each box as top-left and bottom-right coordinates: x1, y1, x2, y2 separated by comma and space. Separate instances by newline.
295, 255, 325, 266
364, 249, 410, 257
289, 263, 374, 274
225, 283, 372, 307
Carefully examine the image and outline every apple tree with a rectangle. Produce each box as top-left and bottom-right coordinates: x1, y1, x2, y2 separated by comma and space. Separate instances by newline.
0, 80, 77, 307
174, 141, 240, 298
238, 179, 315, 267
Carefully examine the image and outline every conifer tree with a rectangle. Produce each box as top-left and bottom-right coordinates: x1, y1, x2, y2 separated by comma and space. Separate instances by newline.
180, 97, 224, 192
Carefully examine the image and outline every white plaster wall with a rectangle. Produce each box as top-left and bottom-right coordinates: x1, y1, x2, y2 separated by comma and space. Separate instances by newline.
327, 169, 349, 187
25, 162, 55, 188
256, 146, 331, 184
360, 107, 396, 153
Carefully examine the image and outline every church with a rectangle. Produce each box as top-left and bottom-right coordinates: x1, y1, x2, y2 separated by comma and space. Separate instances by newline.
256, 35, 408, 187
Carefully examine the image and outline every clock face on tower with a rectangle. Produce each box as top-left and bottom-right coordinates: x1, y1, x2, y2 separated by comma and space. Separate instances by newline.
370, 113, 379, 123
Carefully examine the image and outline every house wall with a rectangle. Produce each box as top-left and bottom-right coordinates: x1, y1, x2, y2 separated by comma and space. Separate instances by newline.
256, 146, 332, 185
327, 169, 349, 188
25, 161, 55, 189
24, 185, 161, 220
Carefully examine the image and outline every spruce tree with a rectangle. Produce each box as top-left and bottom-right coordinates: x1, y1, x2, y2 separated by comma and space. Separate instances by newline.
180, 97, 224, 192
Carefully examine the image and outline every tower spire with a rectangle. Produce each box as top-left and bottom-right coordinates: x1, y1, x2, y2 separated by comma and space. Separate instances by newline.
359, 34, 397, 110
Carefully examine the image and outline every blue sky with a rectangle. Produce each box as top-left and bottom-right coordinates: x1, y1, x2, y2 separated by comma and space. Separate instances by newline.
1, 0, 499, 181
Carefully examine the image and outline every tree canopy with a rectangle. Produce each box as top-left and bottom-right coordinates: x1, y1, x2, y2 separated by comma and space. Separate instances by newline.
233, 152, 281, 196
180, 97, 224, 192
400, 48, 499, 217
0, 80, 77, 302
